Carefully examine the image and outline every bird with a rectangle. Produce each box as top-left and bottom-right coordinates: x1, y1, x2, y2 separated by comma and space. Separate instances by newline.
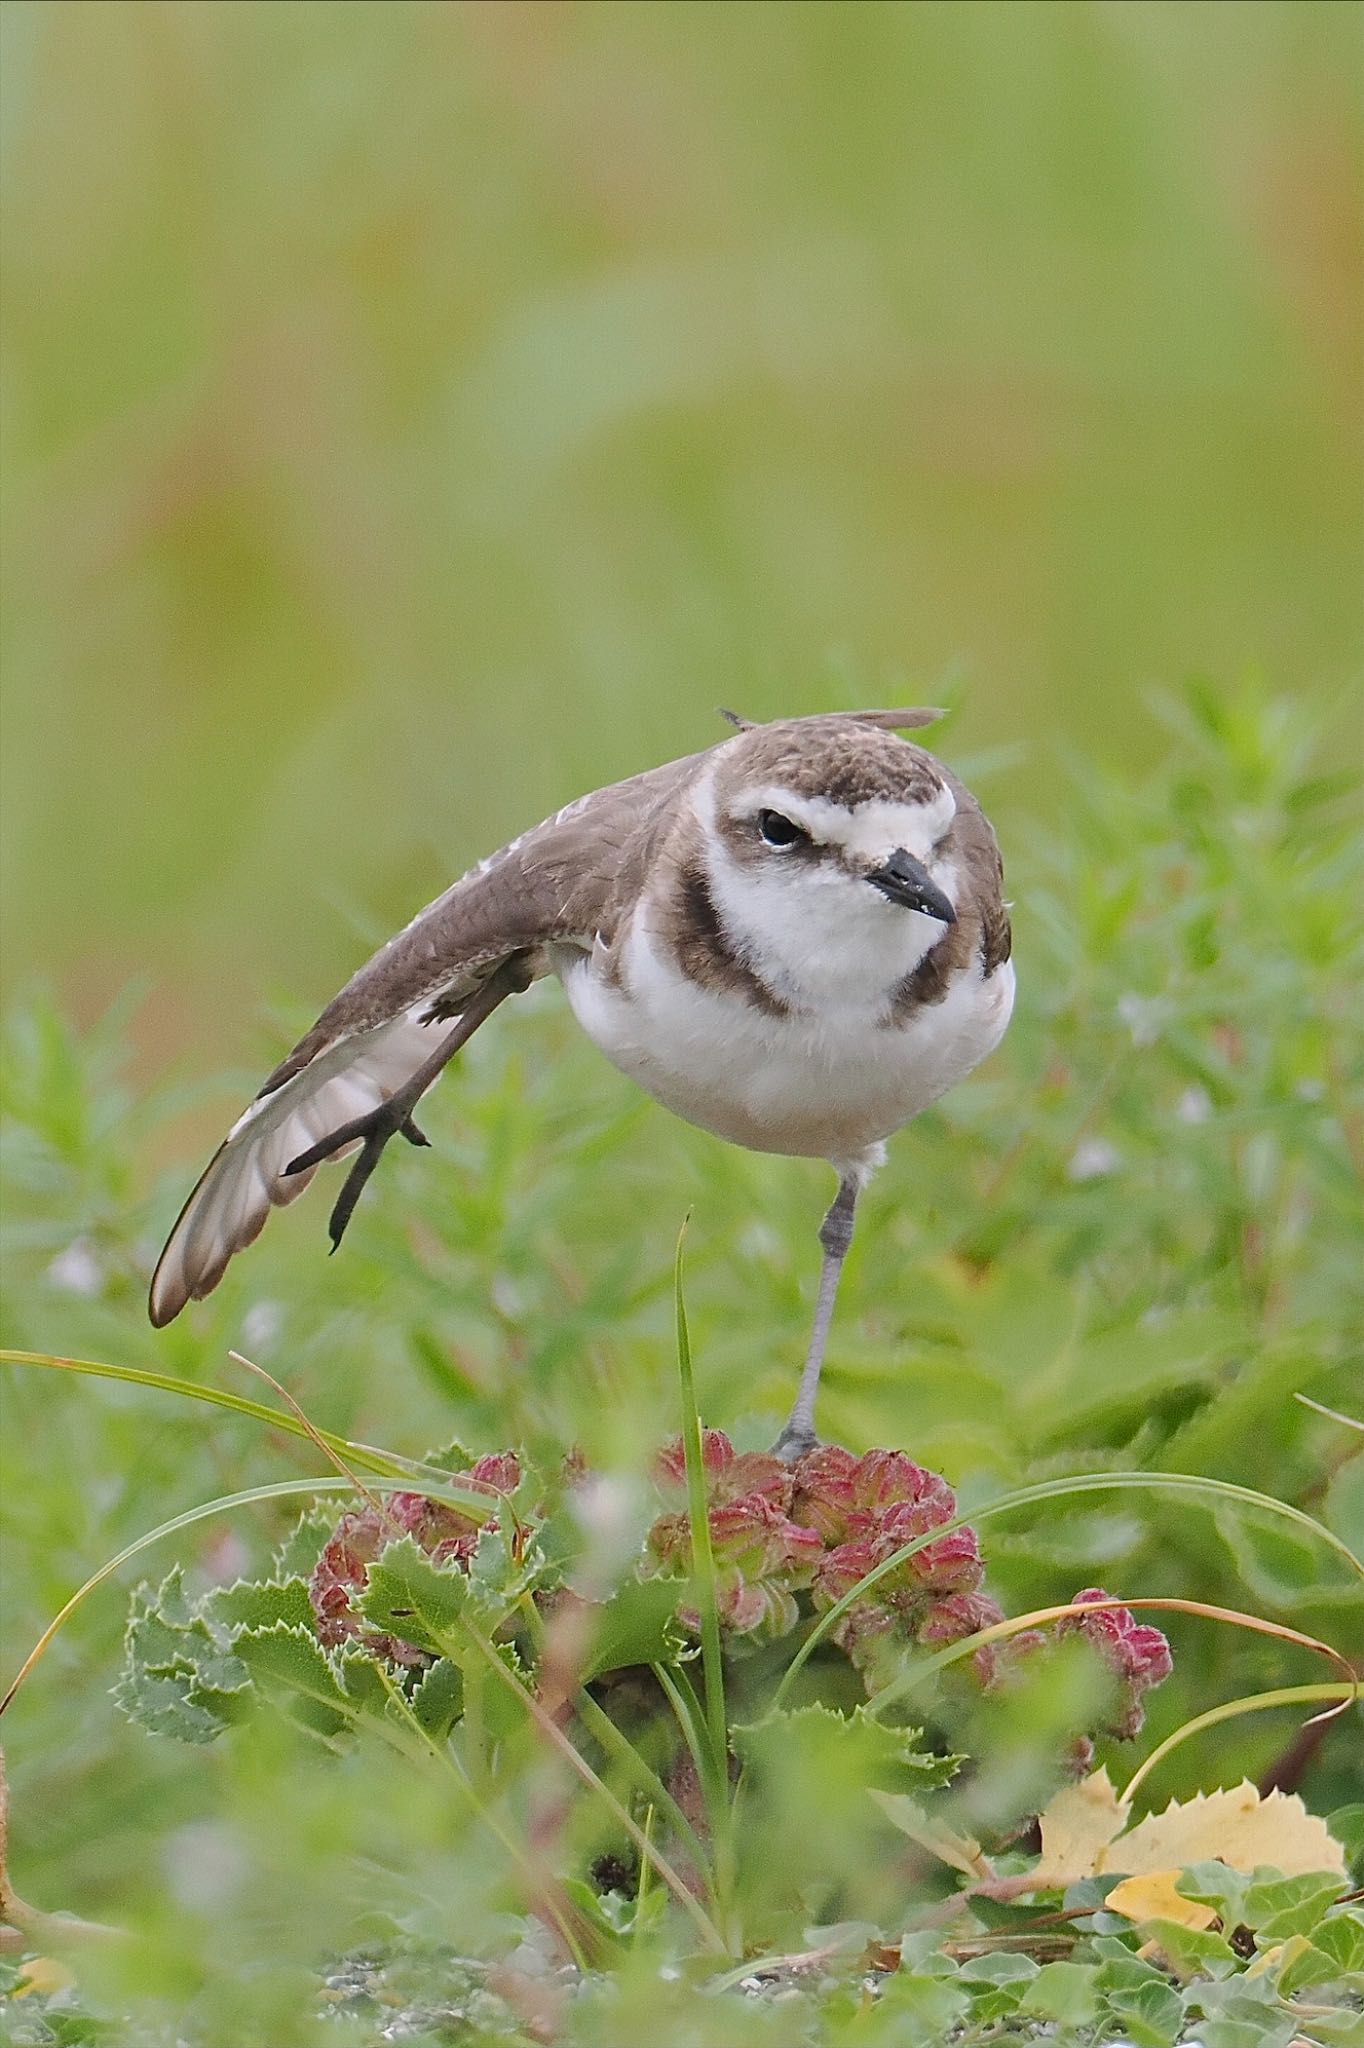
149, 707, 1014, 1458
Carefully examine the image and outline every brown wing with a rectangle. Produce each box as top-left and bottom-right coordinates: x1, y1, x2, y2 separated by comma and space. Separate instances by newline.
147, 751, 704, 1325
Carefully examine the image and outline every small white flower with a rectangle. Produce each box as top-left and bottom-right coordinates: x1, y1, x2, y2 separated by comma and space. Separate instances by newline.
162, 1821, 249, 1911
1117, 993, 1169, 1047
1068, 1138, 1123, 1183
569, 1474, 649, 1595
241, 1299, 283, 1351
45, 1237, 103, 1296
491, 1272, 526, 1319
1176, 1084, 1212, 1124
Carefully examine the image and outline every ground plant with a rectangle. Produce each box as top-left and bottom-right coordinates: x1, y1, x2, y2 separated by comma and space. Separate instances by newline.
1, 686, 1361, 2044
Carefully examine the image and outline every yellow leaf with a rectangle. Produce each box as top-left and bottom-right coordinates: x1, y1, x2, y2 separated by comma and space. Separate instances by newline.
16, 1956, 75, 1997
1099, 1782, 1347, 1879
1032, 1768, 1131, 1886
1106, 1869, 1217, 1930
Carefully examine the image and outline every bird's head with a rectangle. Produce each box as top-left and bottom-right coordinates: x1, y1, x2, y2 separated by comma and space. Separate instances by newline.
695, 713, 964, 1008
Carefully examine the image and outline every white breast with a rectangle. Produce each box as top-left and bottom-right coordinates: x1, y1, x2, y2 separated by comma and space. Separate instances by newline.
551, 918, 1015, 1165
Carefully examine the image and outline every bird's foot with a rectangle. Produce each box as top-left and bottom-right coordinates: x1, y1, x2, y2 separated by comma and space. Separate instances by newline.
771, 1421, 822, 1466
285, 1101, 431, 1251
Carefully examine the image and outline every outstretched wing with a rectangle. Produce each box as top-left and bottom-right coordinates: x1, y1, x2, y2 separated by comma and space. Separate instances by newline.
148, 752, 702, 1326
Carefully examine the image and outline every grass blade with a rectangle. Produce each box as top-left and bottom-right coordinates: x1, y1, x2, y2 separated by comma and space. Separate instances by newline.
772, 1468, 1362, 1711
672, 1223, 728, 1781
861, 1595, 1356, 1722
0, 1348, 483, 1495
1120, 1682, 1359, 1805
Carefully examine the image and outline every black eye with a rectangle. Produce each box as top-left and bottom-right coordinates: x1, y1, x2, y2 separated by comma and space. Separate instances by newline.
758, 809, 808, 849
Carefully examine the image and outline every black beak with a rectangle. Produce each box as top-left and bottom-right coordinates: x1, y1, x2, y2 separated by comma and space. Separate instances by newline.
868, 850, 957, 925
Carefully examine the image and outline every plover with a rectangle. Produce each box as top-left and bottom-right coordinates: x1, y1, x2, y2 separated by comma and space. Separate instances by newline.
149, 709, 1014, 1456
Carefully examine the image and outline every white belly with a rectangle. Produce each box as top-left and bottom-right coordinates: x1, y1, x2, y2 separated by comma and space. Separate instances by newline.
551, 926, 1015, 1163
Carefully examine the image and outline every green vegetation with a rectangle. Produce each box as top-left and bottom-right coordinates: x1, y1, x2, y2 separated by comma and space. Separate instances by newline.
2, 684, 1360, 2042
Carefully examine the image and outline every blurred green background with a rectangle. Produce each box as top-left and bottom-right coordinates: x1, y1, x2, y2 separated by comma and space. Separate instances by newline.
2, 0, 1360, 1062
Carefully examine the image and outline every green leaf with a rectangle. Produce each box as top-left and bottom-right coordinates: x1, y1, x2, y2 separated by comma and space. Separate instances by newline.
358, 1533, 471, 1655
204, 1575, 316, 1636
957, 1953, 1039, 1983
1194, 1982, 1301, 2048
1142, 1919, 1238, 1980
110, 1664, 234, 1746
957, 1951, 1039, 2020
112, 1569, 250, 1745
1018, 1960, 1098, 2026
331, 1646, 393, 1722
1178, 1861, 1251, 1930
1311, 1908, 1364, 1977
466, 1519, 546, 1615
1328, 1803, 1364, 1881
271, 1505, 337, 1580
579, 1577, 688, 1681
233, 1621, 351, 1738
877, 1971, 971, 2034
1243, 1869, 1344, 1942
408, 1658, 464, 1740
1097, 1969, 1186, 2048
1273, 1933, 1349, 1996
732, 1703, 954, 1797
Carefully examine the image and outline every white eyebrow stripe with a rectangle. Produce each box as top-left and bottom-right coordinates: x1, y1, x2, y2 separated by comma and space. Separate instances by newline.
733, 784, 957, 859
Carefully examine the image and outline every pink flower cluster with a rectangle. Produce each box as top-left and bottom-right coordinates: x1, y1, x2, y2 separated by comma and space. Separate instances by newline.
646, 1433, 998, 1674
1058, 1585, 1175, 1739
309, 1452, 521, 1667
647, 1432, 824, 1637
643, 1438, 1173, 1741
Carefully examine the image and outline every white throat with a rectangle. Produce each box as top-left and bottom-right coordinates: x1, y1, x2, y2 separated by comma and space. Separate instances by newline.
694, 767, 954, 1015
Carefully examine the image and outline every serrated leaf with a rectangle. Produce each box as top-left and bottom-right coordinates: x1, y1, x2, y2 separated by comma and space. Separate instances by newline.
359, 1533, 470, 1654
467, 1519, 546, 1615
408, 1658, 464, 1739
331, 1646, 393, 1721
272, 1504, 337, 1580
110, 1666, 232, 1745
579, 1577, 688, 1681
734, 1703, 954, 1797
1114, 1785, 1347, 1881
418, 1438, 477, 1475
114, 1570, 250, 1745
234, 1621, 351, 1737
1032, 1774, 1347, 1888
1032, 1767, 1131, 1885
480, 1638, 533, 1745
205, 1575, 315, 1636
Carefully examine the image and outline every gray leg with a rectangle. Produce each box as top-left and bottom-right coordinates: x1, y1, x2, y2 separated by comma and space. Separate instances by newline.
772, 1173, 860, 1462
